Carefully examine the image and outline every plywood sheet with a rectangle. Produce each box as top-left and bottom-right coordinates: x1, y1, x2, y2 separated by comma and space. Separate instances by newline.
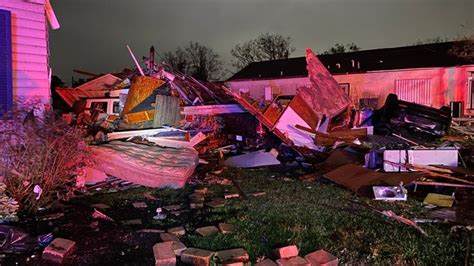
153, 95, 180, 127
123, 76, 165, 114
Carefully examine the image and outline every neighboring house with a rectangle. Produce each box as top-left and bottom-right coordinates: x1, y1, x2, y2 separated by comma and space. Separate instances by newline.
0, 0, 59, 114
227, 41, 474, 116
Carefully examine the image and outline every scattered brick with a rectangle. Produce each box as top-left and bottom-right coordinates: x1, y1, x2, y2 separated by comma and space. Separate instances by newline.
224, 192, 240, 199
215, 248, 249, 263
304, 249, 338, 266
132, 202, 148, 208
153, 242, 176, 266
90, 203, 110, 209
189, 193, 205, 202
255, 259, 278, 266
195, 225, 219, 236
218, 223, 235, 234
137, 229, 165, 234
276, 259, 291, 266
42, 238, 76, 264
171, 241, 187, 256
287, 256, 310, 266
163, 205, 181, 211
160, 233, 180, 242
167, 226, 186, 236
250, 191, 267, 197
170, 210, 188, 216
190, 202, 204, 209
194, 187, 209, 194
121, 219, 142, 225
206, 200, 225, 208
222, 262, 245, 266
180, 248, 214, 266
219, 178, 233, 186
273, 245, 298, 259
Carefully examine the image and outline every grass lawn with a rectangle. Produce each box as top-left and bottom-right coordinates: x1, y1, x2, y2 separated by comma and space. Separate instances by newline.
64, 167, 471, 265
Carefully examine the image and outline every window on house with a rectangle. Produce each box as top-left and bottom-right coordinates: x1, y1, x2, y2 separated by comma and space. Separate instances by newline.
394, 78, 432, 106
468, 77, 474, 109
0, 10, 12, 115
339, 83, 350, 96
90, 102, 108, 113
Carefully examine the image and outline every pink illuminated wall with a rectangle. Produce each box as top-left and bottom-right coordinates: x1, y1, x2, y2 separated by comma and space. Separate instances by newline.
228, 65, 474, 114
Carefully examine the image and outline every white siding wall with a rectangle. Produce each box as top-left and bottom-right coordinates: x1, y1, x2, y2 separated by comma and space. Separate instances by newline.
0, 0, 49, 104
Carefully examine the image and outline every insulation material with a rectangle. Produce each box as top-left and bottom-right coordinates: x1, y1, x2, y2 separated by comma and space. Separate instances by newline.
383, 149, 458, 172
123, 76, 165, 115
89, 141, 198, 188
224, 149, 280, 168
274, 106, 319, 150
298, 48, 351, 118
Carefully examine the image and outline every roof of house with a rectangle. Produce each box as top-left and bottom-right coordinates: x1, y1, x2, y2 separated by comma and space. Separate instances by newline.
228, 41, 474, 81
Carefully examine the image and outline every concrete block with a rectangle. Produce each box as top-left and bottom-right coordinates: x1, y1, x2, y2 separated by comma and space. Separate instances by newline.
216, 248, 249, 263
167, 226, 186, 236
180, 248, 214, 266
195, 226, 219, 236
42, 238, 76, 264
304, 249, 338, 266
273, 245, 298, 259
218, 223, 235, 234
160, 233, 180, 242
153, 242, 176, 266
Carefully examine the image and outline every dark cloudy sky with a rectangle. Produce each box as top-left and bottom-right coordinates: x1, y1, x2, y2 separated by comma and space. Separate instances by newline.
49, 0, 473, 83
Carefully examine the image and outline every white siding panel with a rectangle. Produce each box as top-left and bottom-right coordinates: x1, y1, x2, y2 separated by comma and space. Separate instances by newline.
14, 87, 50, 97
12, 52, 47, 63
13, 70, 48, 80
0, 1, 44, 13
11, 35, 46, 47
12, 44, 47, 55
13, 61, 48, 72
11, 26, 45, 38
11, 17, 44, 30
13, 78, 49, 88
8, 8, 45, 22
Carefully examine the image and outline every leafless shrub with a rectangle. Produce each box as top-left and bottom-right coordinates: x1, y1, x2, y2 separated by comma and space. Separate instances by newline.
0, 108, 91, 214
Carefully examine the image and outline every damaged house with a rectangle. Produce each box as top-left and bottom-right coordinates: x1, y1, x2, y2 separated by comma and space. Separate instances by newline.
227, 41, 474, 117
0, 0, 59, 114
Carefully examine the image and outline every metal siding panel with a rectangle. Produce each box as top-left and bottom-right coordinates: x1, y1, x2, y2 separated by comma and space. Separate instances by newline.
0, 9, 13, 114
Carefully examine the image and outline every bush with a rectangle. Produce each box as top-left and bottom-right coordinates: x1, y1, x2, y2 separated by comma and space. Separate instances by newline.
0, 109, 91, 214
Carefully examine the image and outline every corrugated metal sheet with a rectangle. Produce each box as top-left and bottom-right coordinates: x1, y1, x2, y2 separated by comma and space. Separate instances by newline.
395, 78, 432, 106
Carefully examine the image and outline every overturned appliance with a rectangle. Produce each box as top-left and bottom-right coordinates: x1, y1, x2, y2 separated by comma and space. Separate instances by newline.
370, 93, 451, 139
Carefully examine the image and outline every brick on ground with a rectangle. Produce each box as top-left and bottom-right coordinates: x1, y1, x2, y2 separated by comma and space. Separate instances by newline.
132, 201, 148, 208
218, 223, 235, 234
171, 241, 187, 256
189, 193, 205, 202
180, 248, 214, 266
276, 256, 310, 266
190, 202, 204, 209
195, 225, 219, 236
250, 191, 267, 197
163, 204, 181, 211
215, 248, 249, 263
224, 192, 240, 199
194, 187, 208, 194
222, 262, 245, 266
153, 242, 176, 266
304, 249, 338, 266
42, 238, 76, 264
256, 258, 278, 266
273, 245, 298, 259
160, 233, 180, 242
206, 200, 225, 208
167, 226, 186, 236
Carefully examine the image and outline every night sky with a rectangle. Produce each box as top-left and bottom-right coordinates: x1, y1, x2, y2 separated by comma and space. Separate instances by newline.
49, 0, 473, 84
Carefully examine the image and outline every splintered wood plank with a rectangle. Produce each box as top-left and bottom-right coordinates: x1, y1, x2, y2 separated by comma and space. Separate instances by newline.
153, 95, 180, 128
